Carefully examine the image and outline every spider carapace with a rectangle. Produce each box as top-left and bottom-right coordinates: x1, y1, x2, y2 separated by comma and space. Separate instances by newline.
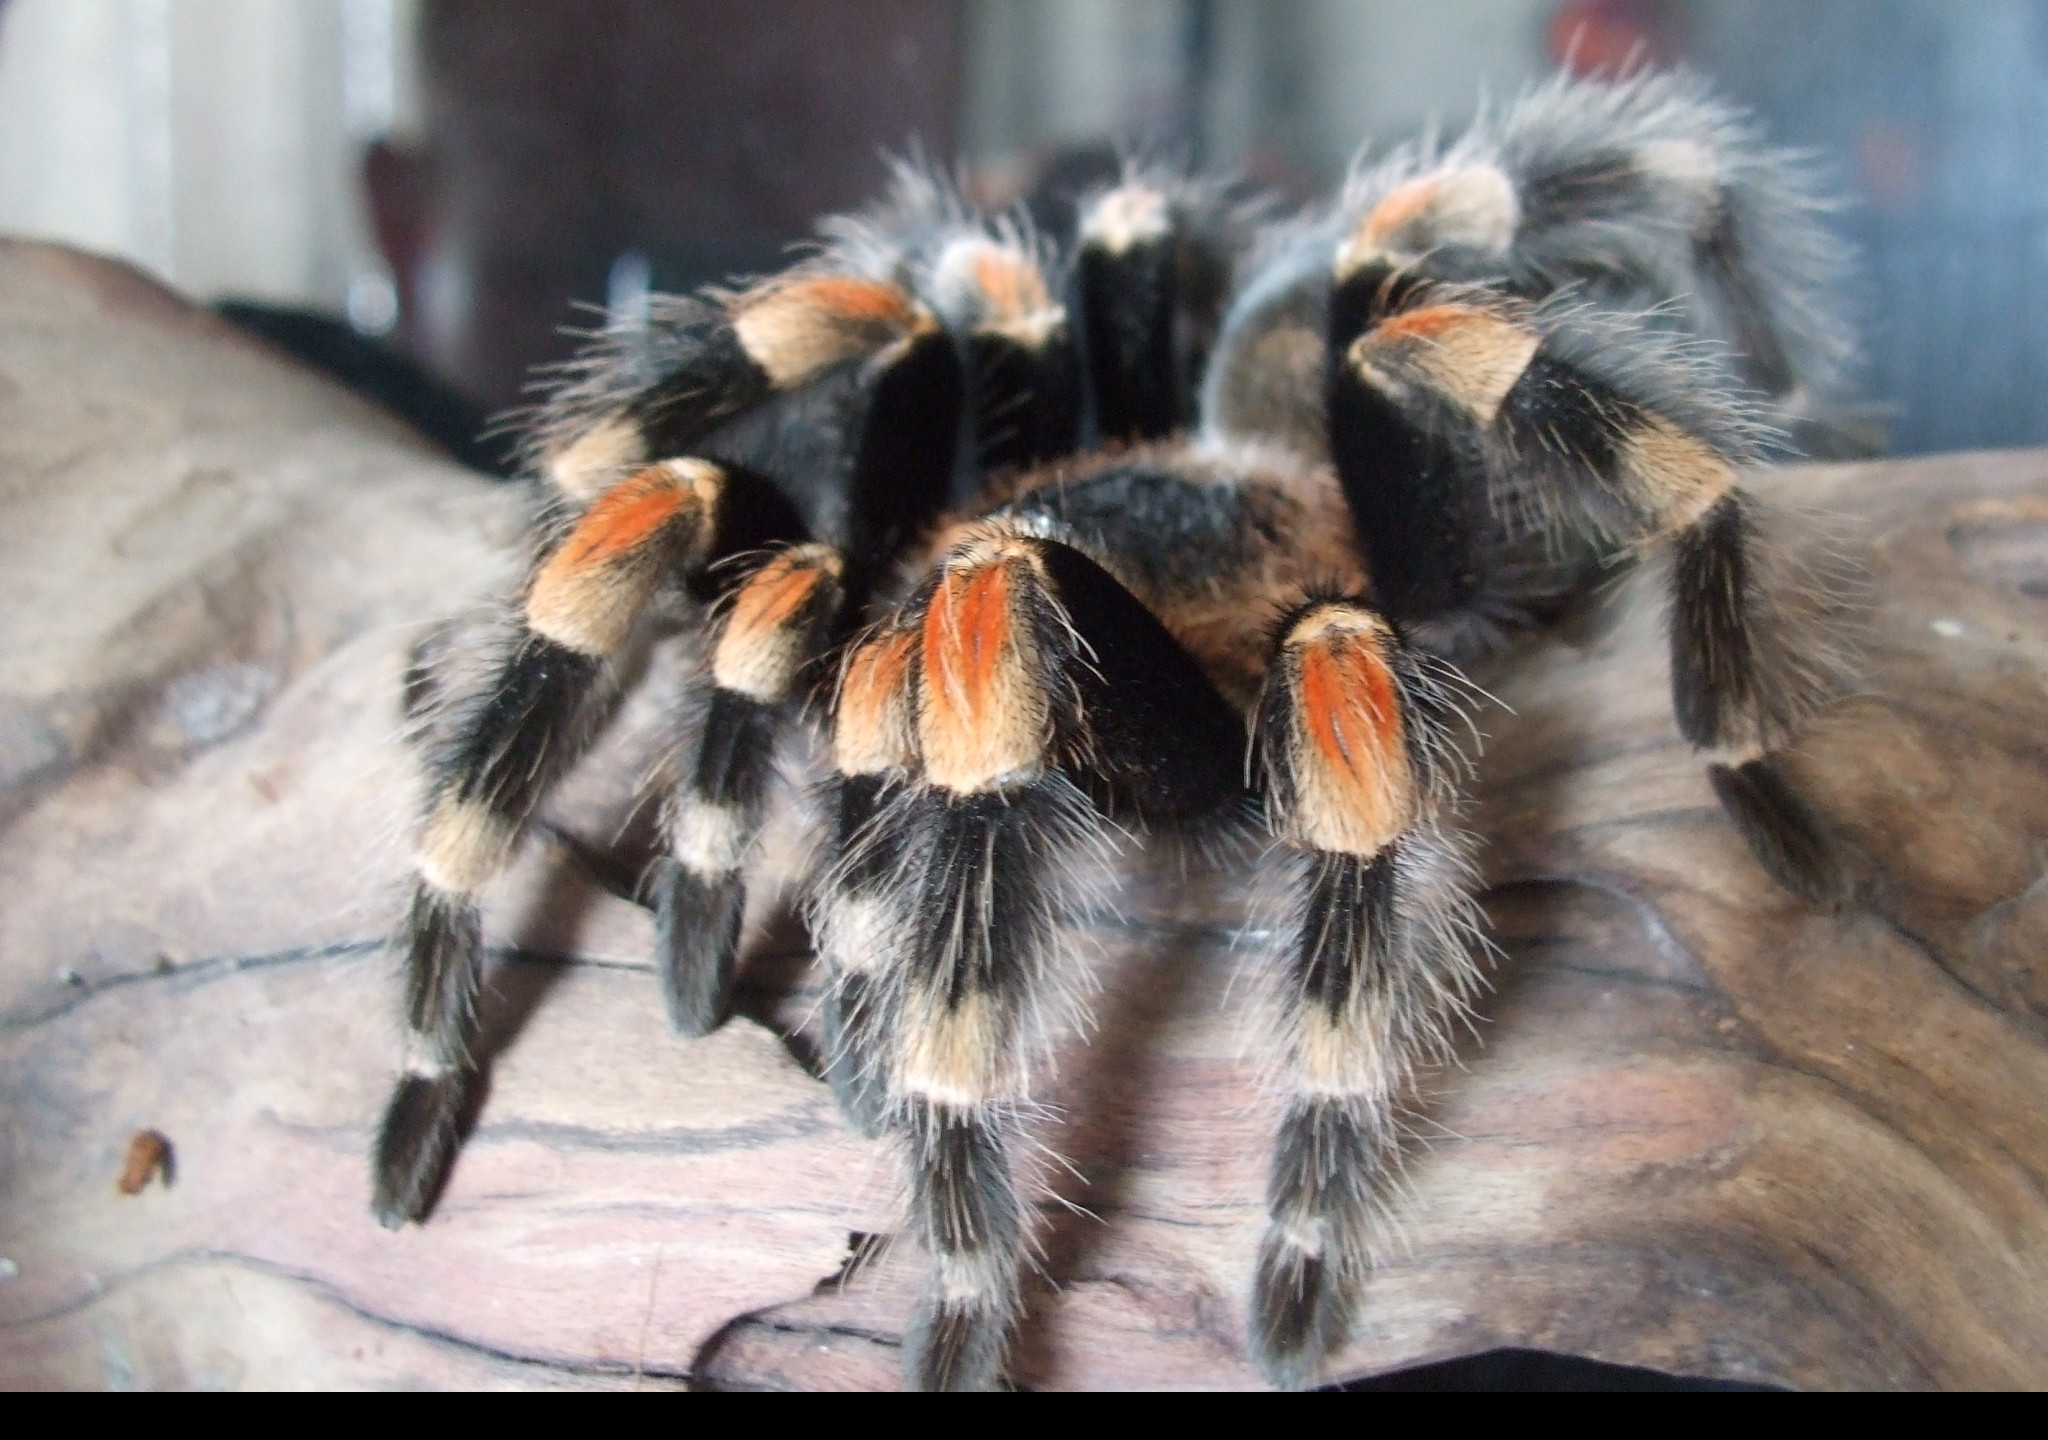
374, 73, 1862, 1390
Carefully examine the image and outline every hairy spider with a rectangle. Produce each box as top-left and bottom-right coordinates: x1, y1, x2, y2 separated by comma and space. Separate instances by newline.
372, 73, 1860, 1390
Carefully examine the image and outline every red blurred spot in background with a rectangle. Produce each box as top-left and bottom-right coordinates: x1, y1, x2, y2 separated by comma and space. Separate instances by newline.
1546, 0, 1675, 76
1855, 121, 1925, 212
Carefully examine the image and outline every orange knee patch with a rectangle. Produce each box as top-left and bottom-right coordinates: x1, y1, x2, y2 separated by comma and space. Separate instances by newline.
527, 460, 720, 655
729, 275, 928, 388
1348, 305, 1539, 427
977, 246, 1053, 323
794, 275, 919, 325
835, 626, 919, 777
917, 542, 1051, 794
1336, 166, 1519, 278
1080, 183, 1171, 255
540, 412, 648, 500
566, 472, 698, 562
931, 237, 1064, 348
1277, 607, 1415, 856
1370, 305, 1471, 343
711, 545, 842, 703
1359, 176, 1445, 249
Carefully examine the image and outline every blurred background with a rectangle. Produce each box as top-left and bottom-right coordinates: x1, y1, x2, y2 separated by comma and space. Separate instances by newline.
3, 0, 2047, 463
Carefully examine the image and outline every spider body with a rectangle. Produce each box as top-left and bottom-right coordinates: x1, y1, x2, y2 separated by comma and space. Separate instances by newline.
374, 73, 1860, 1390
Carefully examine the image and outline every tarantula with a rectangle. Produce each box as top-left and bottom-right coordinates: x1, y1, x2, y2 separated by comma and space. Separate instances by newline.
372, 73, 1860, 1390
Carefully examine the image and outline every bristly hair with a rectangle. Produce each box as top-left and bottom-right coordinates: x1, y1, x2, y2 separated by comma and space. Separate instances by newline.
372, 68, 1867, 1394
1473, 69, 1863, 446
1492, 292, 1778, 549
1205, 70, 1864, 466
1239, 815, 1492, 1387
1083, 154, 1273, 348
853, 773, 1120, 1109
816, 152, 1068, 309
1365, 71, 1860, 427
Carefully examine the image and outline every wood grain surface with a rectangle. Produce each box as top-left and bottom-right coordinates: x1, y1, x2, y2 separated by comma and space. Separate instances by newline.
2, 243, 2045, 1391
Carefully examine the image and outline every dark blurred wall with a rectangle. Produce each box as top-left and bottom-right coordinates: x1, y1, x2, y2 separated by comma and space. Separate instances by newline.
375, 0, 963, 413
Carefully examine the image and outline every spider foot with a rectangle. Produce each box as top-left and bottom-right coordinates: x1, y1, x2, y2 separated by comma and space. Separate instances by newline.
650, 856, 743, 1036
902, 1101, 1020, 1392
371, 1069, 473, 1228
1711, 756, 1852, 912
1251, 1224, 1353, 1391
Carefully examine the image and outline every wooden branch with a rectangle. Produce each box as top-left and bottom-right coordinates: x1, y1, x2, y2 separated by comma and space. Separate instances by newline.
2, 243, 2044, 1390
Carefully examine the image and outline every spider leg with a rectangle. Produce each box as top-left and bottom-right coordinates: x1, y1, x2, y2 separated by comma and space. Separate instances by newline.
1323, 72, 1859, 447
1247, 597, 1484, 1389
866, 536, 1105, 1392
1326, 290, 1851, 904
516, 255, 967, 1038
813, 619, 919, 1137
1495, 73, 1861, 446
1324, 291, 1559, 629
672, 315, 973, 1109
828, 528, 1245, 1390
815, 774, 898, 1136
374, 459, 804, 1226
650, 542, 845, 1034
1670, 490, 1851, 907
1077, 171, 1249, 445
534, 273, 940, 506
1078, 181, 1182, 443
1490, 328, 1853, 906
924, 234, 1080, 481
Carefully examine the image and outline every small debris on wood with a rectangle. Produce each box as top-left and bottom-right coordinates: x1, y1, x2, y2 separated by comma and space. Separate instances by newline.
118, 1130, 174, 1194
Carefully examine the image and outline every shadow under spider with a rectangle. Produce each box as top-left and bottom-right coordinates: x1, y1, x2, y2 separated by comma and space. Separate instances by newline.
1002, 838, 1250, 1382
